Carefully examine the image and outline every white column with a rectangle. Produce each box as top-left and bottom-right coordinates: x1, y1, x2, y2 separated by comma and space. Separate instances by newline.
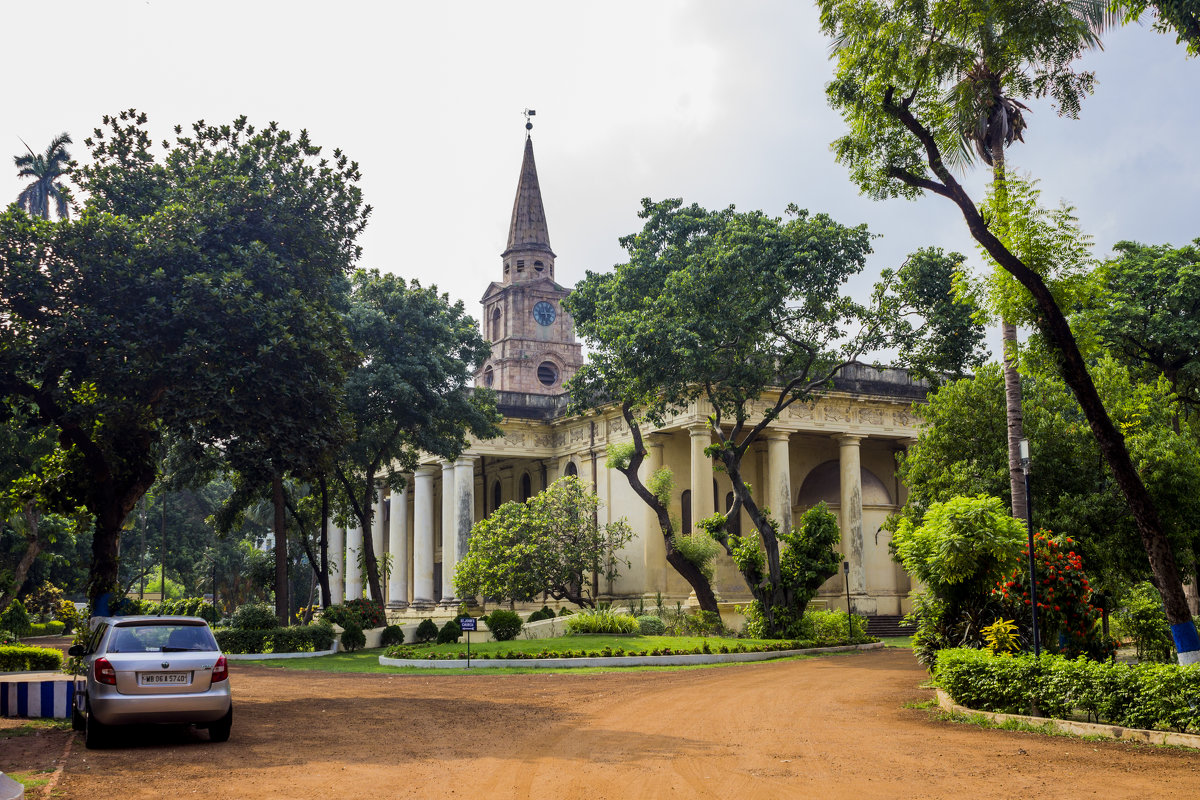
836, 434, 868, 608
372, 484, 387, 570
327, 521, 344, 606
765, 430, 793, 534
388, 483, 410, 608
412, 466, 437, 608
440, 461, 457, 606
688, 424, 714, 532
643, 433, 668, 593
344, 522, 363, 601
454, 457, 476, 574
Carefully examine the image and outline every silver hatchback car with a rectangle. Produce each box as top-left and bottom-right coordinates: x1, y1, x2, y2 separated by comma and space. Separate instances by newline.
70, 616, 232, 749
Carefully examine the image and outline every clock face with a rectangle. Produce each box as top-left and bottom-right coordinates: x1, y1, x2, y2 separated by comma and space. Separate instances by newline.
532, 300, 556, 326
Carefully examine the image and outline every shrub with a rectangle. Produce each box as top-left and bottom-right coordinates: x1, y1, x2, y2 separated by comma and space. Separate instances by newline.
340, 622, 366, 652
1113, 581, 1176, 663
54, 599, 84, 634
486, 609, 524, 641
564, 607, 639, 635
636, 615, 666, 636
230, 602, 278, 631
381, 625, 405, 647
143, 597, 219, 624
437, 619, 462, 644
214, 622, 335, 654
934, 647, 1200, 733
322, 599, 386, 630
0, 645, 63, 671
1, 599, 32, 637
26, 621, 66, 636
527, 606, 556, 623
0, 629, 18, 646
414, 618, 439, 644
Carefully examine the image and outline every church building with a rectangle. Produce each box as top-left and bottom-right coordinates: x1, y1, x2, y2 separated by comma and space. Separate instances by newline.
326, 129, 926, 627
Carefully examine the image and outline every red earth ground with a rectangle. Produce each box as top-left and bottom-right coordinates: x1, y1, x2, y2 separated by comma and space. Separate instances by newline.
5, 647, 1199, 799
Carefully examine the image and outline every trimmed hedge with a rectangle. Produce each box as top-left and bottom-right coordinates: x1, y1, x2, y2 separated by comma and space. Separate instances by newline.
27, 621, 66, 637
636, 615, 666, 636
384, 638, 855, 661
935, 647, 1200, 734
0, 645, 64, 671
214, 622, 336, 655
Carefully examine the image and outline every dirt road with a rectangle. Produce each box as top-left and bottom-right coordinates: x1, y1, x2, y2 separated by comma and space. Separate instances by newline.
23, 648, 1200, 799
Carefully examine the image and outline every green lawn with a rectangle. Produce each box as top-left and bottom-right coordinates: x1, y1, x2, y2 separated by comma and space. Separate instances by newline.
238, 633, 871, 675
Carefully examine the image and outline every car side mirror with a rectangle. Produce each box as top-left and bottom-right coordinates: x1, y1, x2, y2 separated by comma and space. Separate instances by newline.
68, 644, 85, 657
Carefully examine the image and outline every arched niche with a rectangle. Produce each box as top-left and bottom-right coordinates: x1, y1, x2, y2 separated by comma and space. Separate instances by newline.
796, 460, 892, 507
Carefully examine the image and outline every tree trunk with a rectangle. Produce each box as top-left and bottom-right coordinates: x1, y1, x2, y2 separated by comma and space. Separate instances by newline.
617, 405, 720, 613
0, 506, 42, 611
272, 474, 289, 626
1002, 320, 1028, 519
318, 477, 332, 608
990, 124, 1028, 521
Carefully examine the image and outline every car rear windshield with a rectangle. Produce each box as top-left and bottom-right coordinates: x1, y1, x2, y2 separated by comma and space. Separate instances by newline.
107, 623, 218, 653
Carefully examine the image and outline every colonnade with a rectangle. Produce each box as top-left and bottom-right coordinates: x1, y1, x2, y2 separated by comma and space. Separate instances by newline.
671, 427, 871, 606
325, 457, 476, 610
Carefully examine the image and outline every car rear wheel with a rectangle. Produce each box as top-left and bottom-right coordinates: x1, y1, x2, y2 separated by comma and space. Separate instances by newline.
208, 706, 232, 743
84, 705, 108, 750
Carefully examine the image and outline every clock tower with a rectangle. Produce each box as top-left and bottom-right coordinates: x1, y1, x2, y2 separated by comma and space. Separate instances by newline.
476, 130, 583, 395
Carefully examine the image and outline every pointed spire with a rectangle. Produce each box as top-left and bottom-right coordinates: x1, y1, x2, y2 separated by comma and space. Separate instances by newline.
503, 136, 555, 259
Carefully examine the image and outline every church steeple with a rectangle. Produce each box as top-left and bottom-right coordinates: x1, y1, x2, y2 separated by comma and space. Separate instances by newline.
477, 122, 582, 395
501, 135, 555, 284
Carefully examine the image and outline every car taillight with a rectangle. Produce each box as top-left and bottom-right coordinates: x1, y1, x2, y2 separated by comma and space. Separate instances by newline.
94, 658, 116, 685
211, 655, 228, 683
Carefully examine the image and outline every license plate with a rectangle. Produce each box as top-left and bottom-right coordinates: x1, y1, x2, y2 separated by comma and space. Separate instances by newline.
139, 672, 190, 686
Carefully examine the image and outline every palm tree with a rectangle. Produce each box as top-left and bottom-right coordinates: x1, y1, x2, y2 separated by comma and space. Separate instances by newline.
14, 132, 73, 220
945, 3, 1108, 521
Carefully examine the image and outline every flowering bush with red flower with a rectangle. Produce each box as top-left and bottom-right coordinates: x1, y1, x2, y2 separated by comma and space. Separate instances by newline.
994, 530, 1116, 661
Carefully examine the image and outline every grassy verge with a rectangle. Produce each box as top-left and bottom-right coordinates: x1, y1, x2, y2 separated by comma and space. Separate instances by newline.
239, 634, 872, 675
0, 718, 71, 739
879, 635, 913, 649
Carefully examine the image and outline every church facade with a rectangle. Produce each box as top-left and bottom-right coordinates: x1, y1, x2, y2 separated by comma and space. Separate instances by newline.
326, 133, 925, 624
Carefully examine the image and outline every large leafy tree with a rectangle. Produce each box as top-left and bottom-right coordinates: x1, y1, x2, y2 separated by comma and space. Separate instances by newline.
0, 110, 368, 607
454, 476, 633, 609
332, 269, 500, 606
13, 133, 73, 221
1086, 238, 1200, 413
819, 0, 1200, 658
896, 362, 1200, 593
567, 198, 958, 635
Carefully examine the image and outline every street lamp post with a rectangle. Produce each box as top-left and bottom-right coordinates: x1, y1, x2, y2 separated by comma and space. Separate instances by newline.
1019, 438, 1041, 658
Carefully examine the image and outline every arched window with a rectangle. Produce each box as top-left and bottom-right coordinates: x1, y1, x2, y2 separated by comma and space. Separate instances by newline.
681, 489, 692, 534
520, 473, 533, 502
564, 461, 578, 477
725, 491, 741, 537
492, 480, 501, 511
483, 365, 494, 387
490, 307, 502, 342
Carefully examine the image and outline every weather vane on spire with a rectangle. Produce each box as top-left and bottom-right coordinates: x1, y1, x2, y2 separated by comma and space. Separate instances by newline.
523, 108, 536, 134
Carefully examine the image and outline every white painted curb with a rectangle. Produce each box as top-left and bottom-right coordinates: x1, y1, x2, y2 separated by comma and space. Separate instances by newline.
935, 688, 1200, 749
379, 641, 883, 669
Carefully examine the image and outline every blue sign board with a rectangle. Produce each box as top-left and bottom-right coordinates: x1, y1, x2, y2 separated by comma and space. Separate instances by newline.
459, 617, 477, 632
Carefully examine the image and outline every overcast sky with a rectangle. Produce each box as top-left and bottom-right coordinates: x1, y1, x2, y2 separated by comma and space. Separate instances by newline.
5, 1, 1197, 348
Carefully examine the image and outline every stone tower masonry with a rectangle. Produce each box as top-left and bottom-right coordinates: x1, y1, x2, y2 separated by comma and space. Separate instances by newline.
475, 133, 583, 395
